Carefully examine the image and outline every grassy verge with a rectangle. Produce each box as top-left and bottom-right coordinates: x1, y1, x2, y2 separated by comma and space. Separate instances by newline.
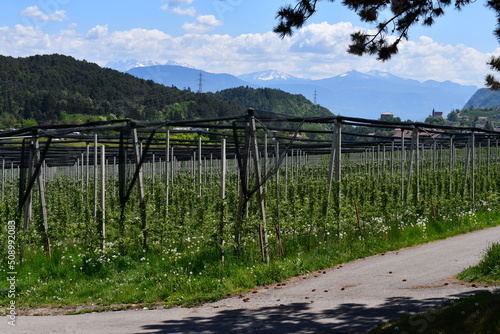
1, 210, 499, 315
369, 242, 500, 334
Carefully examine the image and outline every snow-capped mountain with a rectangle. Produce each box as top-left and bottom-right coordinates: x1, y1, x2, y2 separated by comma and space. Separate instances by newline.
238, 70, 305, 83
106, 59, 195, 72
124, 64, 478, 121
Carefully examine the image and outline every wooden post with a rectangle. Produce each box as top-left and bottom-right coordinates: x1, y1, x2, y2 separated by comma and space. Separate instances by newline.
132, 127, 148, 250
35, 137, 50, 258
327, 119, 342, 195
23, 138, 35, 230
249, 110, 269, 263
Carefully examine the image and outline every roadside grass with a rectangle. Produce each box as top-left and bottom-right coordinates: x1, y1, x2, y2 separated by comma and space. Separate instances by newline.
369, 242, 500, 334
456, 243, 500, 285
1, 209, 499, 315
369, 292, 500, 334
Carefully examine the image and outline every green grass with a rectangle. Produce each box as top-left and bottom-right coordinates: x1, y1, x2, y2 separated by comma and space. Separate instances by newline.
457, 243, 500, 285
1, 211, 499, 315
369, 243, 500, 334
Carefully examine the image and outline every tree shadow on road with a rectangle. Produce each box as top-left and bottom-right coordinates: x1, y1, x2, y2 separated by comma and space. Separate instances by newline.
135, 290, 487, 334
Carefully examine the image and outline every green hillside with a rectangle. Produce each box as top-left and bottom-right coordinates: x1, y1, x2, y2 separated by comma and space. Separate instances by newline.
463, 88, 500, 110
0, 54, 245, 127
211, 86, 332, 118
0, 54, 332, 129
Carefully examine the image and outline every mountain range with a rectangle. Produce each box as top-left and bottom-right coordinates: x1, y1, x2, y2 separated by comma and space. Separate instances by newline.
121, 62, 478, 121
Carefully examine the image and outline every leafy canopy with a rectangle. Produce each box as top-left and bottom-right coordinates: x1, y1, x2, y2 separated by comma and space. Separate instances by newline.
274, 0, 500, 88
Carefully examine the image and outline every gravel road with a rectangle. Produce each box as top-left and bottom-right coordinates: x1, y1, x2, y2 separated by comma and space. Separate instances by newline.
6, 225, 500, 334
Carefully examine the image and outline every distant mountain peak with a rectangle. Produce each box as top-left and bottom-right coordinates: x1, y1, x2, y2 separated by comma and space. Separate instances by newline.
238, 69, 299, 82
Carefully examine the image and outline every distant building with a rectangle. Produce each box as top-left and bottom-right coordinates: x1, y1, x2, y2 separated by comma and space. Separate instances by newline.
380, 112, 394, 121
432, 110, 443, 118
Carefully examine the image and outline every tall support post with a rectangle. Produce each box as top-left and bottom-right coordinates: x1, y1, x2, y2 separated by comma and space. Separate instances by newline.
487, 137, 491, 179
23, 138, 35, 230
327, 118, 342, 238
401, 131, 405, 202
132, 127, 148, 250
390, 139, 395, 179
406, 127, 418, 200
198, 133, 202, 196
327, 118, 342, 195
471, 131, 476, 203
234, 118, 252, 253
86, 142, 90, 193
35, 137, 50, 257
219, 139, 227, 262
100, 144, 106, 249
264, 133, 268, 183
249, 110, 269, 263
1, 158, 4, 202
93, 134, 98, 219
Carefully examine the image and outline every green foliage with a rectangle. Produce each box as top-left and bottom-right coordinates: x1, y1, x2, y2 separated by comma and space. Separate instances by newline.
0, 54, 244, 128
211, 87, 332, 118
424, 116, 447, 125
274, 0, 497, 61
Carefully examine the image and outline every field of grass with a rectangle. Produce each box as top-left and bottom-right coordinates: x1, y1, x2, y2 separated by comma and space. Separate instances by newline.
2, 150, 500, 314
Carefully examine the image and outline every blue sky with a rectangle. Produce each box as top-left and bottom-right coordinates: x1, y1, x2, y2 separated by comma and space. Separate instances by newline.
0, 0, 499, 87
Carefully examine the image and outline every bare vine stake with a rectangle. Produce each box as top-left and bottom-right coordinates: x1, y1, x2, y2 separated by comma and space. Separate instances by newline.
354, 201, 363, 238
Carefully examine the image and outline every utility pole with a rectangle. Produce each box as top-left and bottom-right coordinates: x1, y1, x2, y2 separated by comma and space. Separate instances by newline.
313, 89, 317, 105
198, 72, 203, 93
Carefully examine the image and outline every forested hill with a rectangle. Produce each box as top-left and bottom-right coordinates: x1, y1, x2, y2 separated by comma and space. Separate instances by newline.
0, 54, 332, 128
463, 88, 500, 109
210, 87, 332, 118
0, 54, 245, 127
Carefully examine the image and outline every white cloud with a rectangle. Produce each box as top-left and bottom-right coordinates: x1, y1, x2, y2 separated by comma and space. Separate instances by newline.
182, 15, 223, 33
161, 0, 196, 17
87, 25, 109, 39
21, 6, 68, 23
0, 21, 494, 87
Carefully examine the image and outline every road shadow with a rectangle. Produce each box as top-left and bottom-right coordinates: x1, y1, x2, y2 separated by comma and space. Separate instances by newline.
135, 290, 488, 334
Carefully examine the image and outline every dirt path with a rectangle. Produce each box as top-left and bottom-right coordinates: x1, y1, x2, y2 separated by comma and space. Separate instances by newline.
6, 225, 500, 334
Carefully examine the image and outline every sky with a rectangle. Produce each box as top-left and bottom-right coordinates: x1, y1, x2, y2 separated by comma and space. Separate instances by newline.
0, 0, 499, 87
